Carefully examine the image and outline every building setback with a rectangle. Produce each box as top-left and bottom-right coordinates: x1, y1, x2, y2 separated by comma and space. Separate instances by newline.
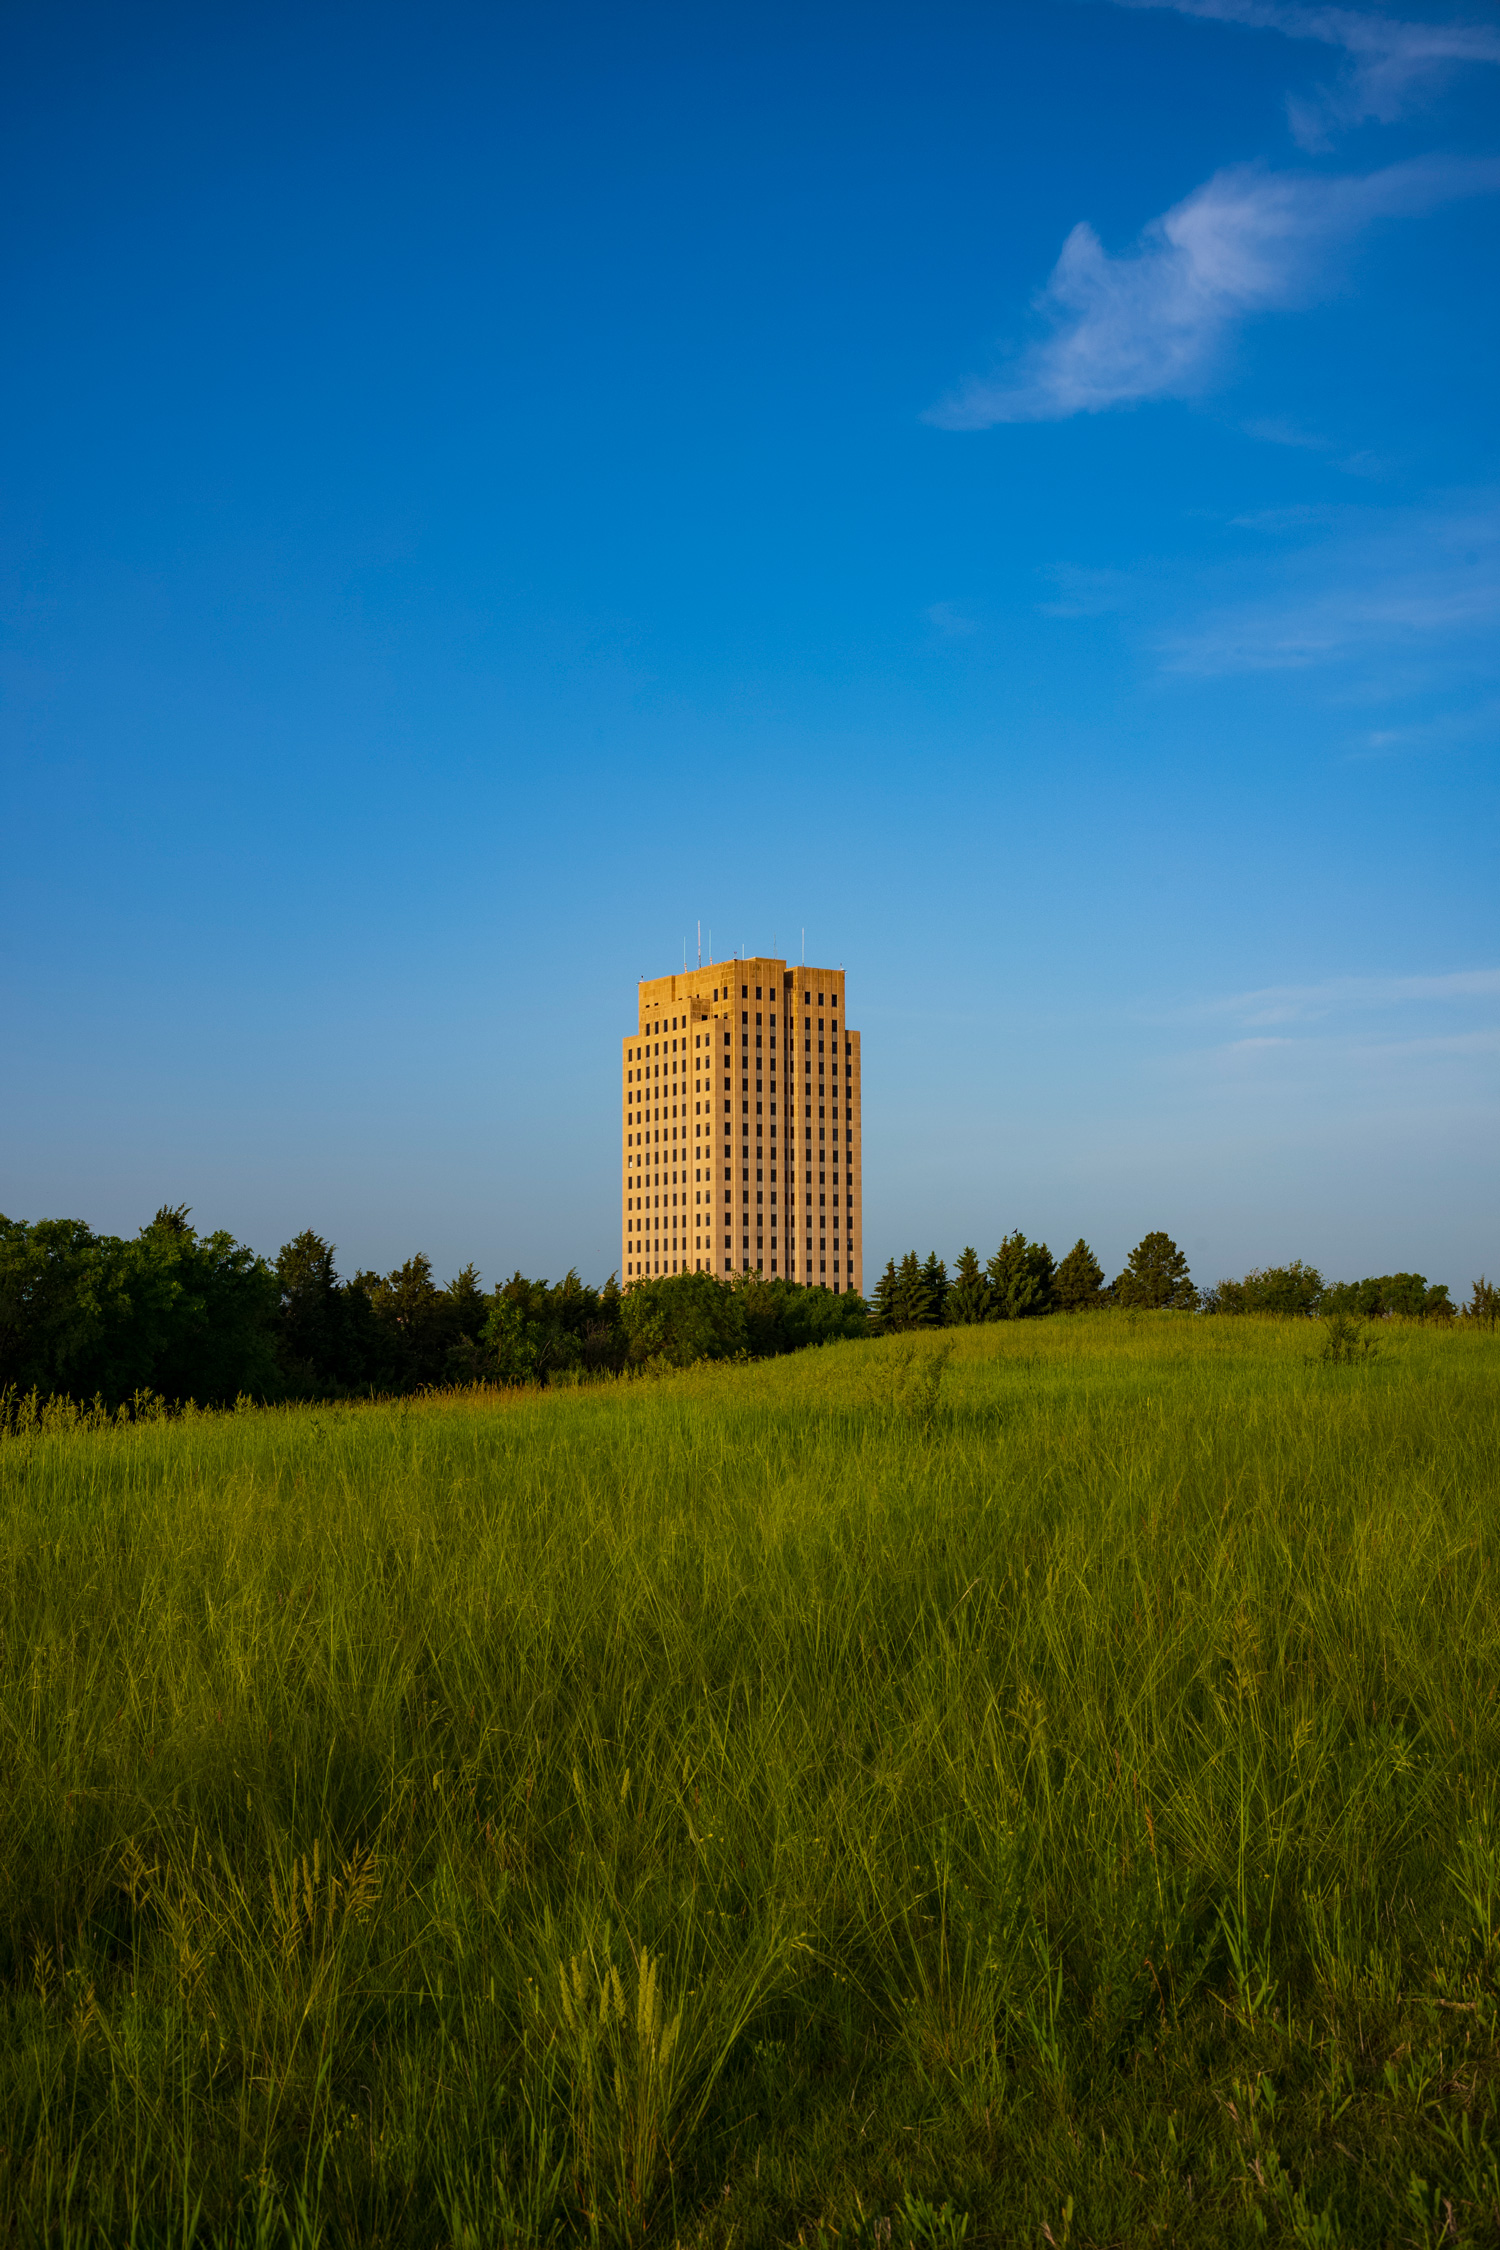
621, 956, 862, 1293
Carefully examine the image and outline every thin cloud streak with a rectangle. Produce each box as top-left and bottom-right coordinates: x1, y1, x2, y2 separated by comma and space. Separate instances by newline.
1350, 696, 1500, 757
1200, 968, 1500, 1025
1159, 498, 1500, 675
1201, 1028, 1500, 1085
928, 155, 1499, 427
1111, 0, 1500, 142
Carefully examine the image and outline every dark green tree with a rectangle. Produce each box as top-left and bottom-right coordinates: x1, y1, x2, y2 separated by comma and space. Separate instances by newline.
1323, 1272, 1452, 1320
1053, 1238, 1106, 1313
870, 1259, 900, 1333
352, 1254, 492, 1386
986, 1232, 1056, 1319
772, 1279, 867, 1351
921, 1252, 950, 1326
588, 1274, 627, 1367
462, 1269, 627, 1384
275, 1230, 340, 1370
1114, 1232, 1197, 1311
122, 1206, 282, 1402
1465, 1276, 1499, 1328
946, 1246, 990, 1326
891, 1250, 936, 1330
273, 1231, 385, 1391
445, 1263, 488, 1340
619, 1268, 746, 1367
0, 1215, 110, 1400
480, 1292, 552, 1385
1207, 1262, 1323, 1318
0, 1207, 280, 1407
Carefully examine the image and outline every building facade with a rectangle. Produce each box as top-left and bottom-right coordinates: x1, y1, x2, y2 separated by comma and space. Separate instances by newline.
621, 956, 862, 1293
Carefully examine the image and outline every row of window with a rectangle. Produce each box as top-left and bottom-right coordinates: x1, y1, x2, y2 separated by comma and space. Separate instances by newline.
628, 1058, 854, 1097
632, 1223, 850, 1237
715, 985, 838, 1005
629, 1188, 853, 1208
642, 986, 839, 1015
627, 1256, 850, 1279
629, 1087, 854, 1121
631, 1229, 852, 1249
694, 1063, 855, 1079
631, 1245, 848, 1262
629, 1179, 850, 1197
630, 1183, 846, 1197
628, 1105, 852, 1136
627, 1028, 849, 1067
628, 1114, 855, 1144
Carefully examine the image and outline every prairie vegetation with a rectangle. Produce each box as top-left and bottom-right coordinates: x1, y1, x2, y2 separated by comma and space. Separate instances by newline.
2, 1313, 1498, 2245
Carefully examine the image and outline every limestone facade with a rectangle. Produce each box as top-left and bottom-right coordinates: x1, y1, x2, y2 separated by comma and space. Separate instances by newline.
620, 957, 862, 1294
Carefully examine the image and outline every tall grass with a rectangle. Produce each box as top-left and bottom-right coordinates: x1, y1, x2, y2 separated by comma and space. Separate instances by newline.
1, 1313, 1498, 2245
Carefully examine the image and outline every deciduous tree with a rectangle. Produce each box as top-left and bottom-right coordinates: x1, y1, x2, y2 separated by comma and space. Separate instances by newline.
1206, 1262, 1323, 1318
1322, 1273, 1453, 1321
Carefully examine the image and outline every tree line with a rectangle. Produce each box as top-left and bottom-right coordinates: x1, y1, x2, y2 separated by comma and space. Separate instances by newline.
871, 1230, 1484, 1328
0, 1208, 867, 1412
3, 1207, 1490, 1417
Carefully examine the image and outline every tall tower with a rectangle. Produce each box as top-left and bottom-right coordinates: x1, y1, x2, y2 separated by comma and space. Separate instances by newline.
620, 955, 862, 1293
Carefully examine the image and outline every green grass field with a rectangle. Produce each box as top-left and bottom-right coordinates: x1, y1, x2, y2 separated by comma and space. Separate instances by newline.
3, 1312, 1499, 2247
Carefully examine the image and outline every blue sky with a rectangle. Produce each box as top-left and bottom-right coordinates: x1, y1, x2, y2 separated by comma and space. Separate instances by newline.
4, 0, 1497, 1293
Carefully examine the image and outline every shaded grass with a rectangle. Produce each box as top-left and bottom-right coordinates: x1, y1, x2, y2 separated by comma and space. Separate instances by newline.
1, 1314, 1499, 2244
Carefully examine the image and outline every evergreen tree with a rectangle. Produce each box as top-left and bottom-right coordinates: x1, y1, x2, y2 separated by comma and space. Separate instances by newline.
986, 1232, 1056, 1319
946, 1246, 990, 1325
1053, 1237, 1106, 1313
870, 1258, 900, 1333
445, 1262, 488, 1340
921, 1251, 950, 1325
892, 1250, 935, 1330
1114, 1231, 1197, 1310
354, 1253, 495, 1385
275, 1230, 357, 1389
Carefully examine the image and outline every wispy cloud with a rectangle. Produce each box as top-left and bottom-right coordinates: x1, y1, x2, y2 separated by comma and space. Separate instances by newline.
1240, 421, 1394, 474
1112, 0, 1500, 145
1159, 496, 1500, 675
928, 155, 1498, 427
1201, 968, 1500, 1025
1035, 565, 1141, 618
1350, 696, 1500, 756
1242, 414, 1332, 449
1175, 971, 1500, 1099
923, 600, 981, 637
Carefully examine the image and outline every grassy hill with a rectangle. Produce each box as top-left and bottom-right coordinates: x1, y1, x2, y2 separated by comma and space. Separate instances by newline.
2, 1312, 1498, 2246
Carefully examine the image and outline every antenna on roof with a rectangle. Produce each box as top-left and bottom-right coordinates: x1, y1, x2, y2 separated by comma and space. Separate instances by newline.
697, 919, 701, 967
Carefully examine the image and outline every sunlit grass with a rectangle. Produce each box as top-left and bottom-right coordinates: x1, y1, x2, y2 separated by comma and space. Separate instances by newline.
1, 1312, 1498, 2244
